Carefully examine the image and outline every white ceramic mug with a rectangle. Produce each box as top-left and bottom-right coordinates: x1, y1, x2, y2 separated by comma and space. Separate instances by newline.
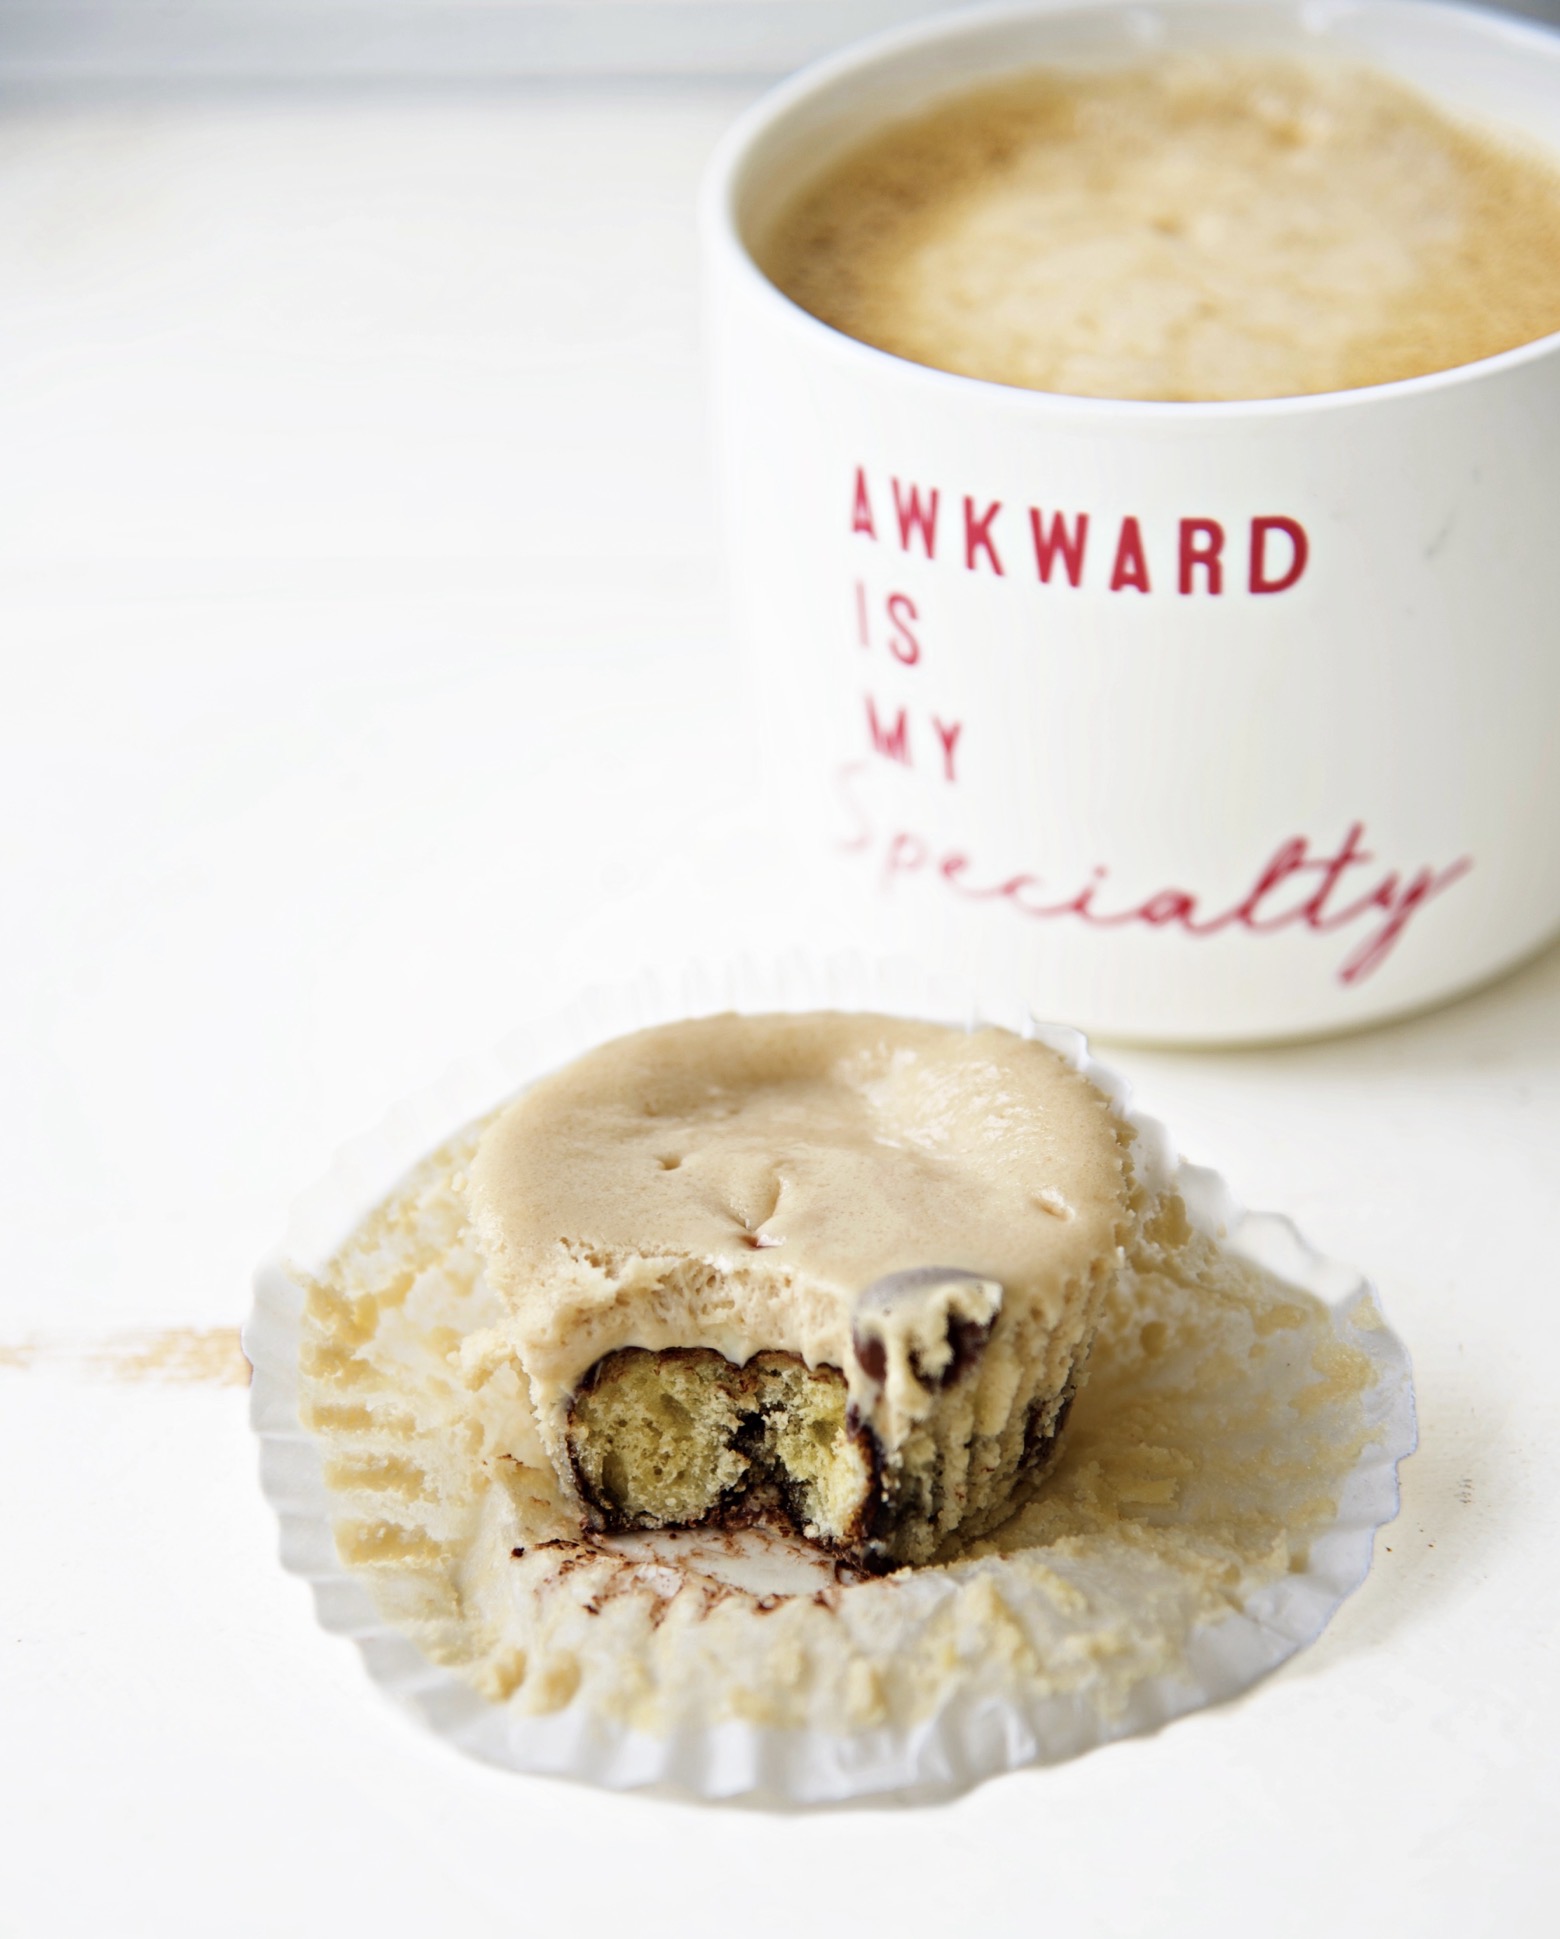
703, 0, 1560, 1043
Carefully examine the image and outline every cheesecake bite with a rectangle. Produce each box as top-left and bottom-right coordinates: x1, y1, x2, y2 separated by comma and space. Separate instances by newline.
465, 1012, 1133, 1570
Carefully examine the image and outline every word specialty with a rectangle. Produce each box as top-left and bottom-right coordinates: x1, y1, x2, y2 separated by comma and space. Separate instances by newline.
837, 764, 1472, 986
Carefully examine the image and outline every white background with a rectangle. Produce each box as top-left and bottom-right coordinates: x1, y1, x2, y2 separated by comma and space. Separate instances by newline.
0, 3, 986, 81
1, 61, 1558, 1938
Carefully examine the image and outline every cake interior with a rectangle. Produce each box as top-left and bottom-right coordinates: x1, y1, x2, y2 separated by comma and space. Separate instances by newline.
566, 1347, 875, 1551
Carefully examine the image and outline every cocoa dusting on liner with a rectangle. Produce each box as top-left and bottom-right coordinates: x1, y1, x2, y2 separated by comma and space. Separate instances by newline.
513, 1525, 865, 1630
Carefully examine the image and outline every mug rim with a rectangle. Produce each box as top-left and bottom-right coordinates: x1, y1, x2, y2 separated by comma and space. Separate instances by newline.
701, 0, 1560, 422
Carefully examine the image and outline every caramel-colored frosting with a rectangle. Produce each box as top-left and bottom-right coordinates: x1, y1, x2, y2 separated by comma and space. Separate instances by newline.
465, 1013, 1129, 1457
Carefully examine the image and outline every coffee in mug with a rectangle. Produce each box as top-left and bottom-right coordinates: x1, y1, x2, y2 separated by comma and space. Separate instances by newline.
760, 54, 1560, 403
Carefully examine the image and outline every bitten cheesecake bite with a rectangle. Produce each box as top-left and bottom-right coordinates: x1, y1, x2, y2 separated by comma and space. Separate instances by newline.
465, 1013, 1134, 1570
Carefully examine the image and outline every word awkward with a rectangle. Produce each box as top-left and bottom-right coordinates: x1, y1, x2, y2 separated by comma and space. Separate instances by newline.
850, 465, 1309, 597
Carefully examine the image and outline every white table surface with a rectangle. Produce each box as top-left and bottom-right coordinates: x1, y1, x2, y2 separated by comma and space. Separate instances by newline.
2, 80, 1557, 1938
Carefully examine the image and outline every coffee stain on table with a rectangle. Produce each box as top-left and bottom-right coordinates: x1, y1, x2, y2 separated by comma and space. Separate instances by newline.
0, 1326, 250, 1387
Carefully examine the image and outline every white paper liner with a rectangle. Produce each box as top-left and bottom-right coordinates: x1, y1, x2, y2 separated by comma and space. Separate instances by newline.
246, 953, 1416, 1805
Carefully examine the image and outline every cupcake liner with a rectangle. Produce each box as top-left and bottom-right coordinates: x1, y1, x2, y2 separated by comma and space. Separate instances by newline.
246, 952, 1416, 1805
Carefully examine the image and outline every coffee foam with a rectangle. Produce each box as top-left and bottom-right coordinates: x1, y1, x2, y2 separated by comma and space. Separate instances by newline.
760, 55, 1560, 402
